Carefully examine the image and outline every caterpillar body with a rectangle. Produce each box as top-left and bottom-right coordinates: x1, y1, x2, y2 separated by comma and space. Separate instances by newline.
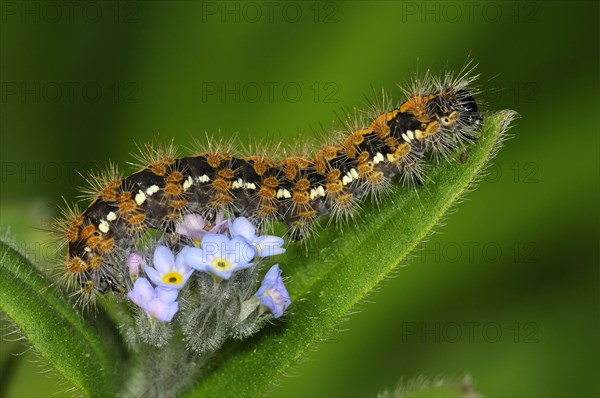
55, 67, 483, 297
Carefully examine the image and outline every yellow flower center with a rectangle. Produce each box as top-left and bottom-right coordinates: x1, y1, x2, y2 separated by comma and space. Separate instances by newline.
162, 272, 183, 285
212, 257, 232, 271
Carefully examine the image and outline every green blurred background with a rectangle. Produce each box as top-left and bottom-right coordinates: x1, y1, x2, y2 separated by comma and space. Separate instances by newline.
1, 1, 598, 396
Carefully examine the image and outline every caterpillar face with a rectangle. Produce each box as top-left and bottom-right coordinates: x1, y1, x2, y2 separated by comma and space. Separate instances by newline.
424, 89, 482, 138
456, 89, 483, 127
55, 69, 484, 299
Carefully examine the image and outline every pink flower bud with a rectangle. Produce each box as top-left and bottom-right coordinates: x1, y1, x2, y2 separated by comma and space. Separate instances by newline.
126, 253, 145, 278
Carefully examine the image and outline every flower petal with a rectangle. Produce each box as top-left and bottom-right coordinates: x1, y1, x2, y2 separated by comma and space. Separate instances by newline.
144, 265, 163, 286
209, 267, 235, 280
146, 298, 179, 322
208, 213, 231, 234
254, 235, 285, 257
155, 286, 178, 303
128, 278, 155, 308
153, 245, 175, 274
228, 237, 256, 264
201, 233, 231, 259
182, 268, 194, 284
255, 264, 281, 297
230, 217, 256, 242
175, 246, 193, 273
232, 261, 255, 273
176, 214, 207, 240
258, 295, 284, 318
185, 247, 211, 270
255, 264, 291, 318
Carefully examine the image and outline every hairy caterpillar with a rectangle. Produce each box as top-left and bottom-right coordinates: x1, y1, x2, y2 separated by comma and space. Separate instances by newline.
53, 65, 483, 298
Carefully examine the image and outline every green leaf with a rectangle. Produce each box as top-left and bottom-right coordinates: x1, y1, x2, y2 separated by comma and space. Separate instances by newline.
187, 111, 518, 397
0, 241, 116, 397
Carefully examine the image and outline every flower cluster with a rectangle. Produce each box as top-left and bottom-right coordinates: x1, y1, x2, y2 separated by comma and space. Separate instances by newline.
126, 215, 290, 337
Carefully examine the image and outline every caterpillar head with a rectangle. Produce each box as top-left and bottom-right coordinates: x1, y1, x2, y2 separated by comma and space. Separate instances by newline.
425, 89, 483, 139
455, 89, 483, 129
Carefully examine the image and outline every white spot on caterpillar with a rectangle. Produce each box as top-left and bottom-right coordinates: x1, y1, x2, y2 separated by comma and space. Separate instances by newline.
309, 186, 326, 199
374, 152, 385, 164
106, 211, 117, 221
231, 178, 244, 189
407, 130, 415, 141
415, 129, 424, 140
276, 189, 291, 199
402, 132, 411, 143
183, 176, 194, 191
198, 175, 210, 183
146, 185, 160, 196
98, 220, 110, 234
135, 190, 146, 206
84, 246, 91, 253
342, 169, 360, 186
244, 182, 256, 190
